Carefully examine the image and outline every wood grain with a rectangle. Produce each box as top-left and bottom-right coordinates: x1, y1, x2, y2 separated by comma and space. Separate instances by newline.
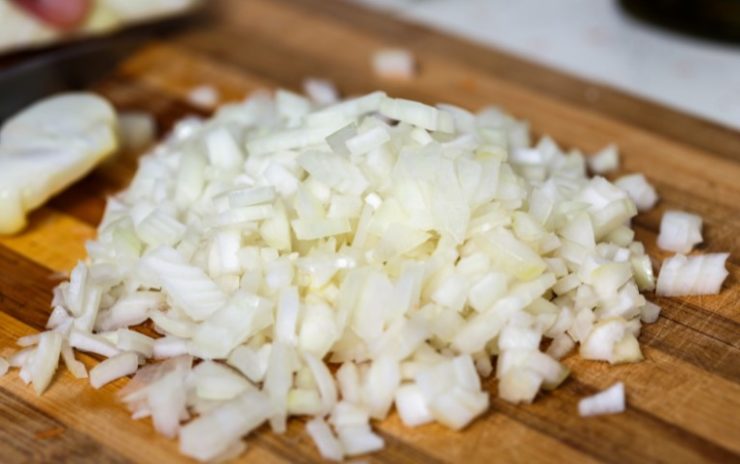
0, 0, 738, 462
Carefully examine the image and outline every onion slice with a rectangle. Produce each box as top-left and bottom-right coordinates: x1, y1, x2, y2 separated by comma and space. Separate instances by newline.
578, 382, 626, 417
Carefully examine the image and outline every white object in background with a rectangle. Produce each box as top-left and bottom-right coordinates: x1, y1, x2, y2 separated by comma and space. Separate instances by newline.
187, 85, 220, 109
303, 78, 340, 106
119, 111, 156, 152
354, 0, 740, 129
372, 48, 416, 80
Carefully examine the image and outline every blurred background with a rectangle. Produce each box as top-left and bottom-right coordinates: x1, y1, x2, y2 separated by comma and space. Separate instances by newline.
1, 0, 738, 128
353, 0, 740, 129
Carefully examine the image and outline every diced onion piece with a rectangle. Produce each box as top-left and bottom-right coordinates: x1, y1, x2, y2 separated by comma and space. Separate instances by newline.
148, 367, 189, 438
140, 246, 227, 322
227, 344, 271, 383
587, 144, 619, 174
578, 382, 625, 417
206, 127, 243, 169
20, 89, 701, 462
263, 342, 295, 433
303, 352, 338, 414
630, 254, 655, 291
274, 286, 300, 345
116, 329, 155, 358
61, 342, 88, 379
657, 210, 702, 253
429, 386, 489, 430
640, 301, 661, 324
329, 402, 369, 428
346, 126, 390, 156
614, 174, 658, 212
546, 333, 575, 360
276, 89, 312, 123
336, 424, 385, 456
69, 329, 120, 358
90, 352, 139, 389
394, 383, 434, 427
191, 361, 253, 401
65, 261, 87, 316
153, 336, 190, 359
179, 390, 272, 462
17, 333, 41, 347
580, 319, 642, 364
498, 368, 542, 404
656, 253, 729, 296
46, 305, 71, 329
97, 291, 162, 331
307, 91, 385, 127
287, 388, 323, 415
372, 48, 416, 80
379, 97, 453, 133
292, 218, 351, 240
306, 417, 344, 462
9, 347, 34, 368
363, 355, 401, 420
30, 331, 63, 395
303, 78, 339, 106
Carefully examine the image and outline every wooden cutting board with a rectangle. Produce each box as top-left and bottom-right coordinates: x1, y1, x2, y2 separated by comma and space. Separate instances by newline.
0, 0, 738, 462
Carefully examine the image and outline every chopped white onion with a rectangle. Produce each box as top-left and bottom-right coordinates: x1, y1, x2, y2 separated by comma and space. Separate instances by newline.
179, 390, 271, 462
153, 336, 189, 359
394, 383, 433, 427
657, 210, 702, 253
69, 329, 120, 358
639, 301, 661, 324
17, 333, 41, 347
336, 424, 385, 456
30, 331, 63, 395
656, 253, 729, 296
90, 352, 139, 389
61, 342, 88, 379
12, 88, 729, 462
615, 174, 658, 211
306, 417, 344, 462
372, 48, 416, 80
190, 361, 253, 401
578, 382, 625, 417
587, 144, 619, 174
303, 78, 340, 106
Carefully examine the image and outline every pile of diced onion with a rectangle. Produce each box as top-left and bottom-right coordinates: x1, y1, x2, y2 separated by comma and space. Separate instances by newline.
4, 89, 730, 462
